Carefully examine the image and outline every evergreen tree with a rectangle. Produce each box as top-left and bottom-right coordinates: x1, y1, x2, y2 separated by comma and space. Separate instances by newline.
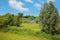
39, 1, 59, 35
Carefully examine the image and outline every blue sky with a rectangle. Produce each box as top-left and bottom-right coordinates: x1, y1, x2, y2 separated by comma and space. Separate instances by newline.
0, 0, 60, 16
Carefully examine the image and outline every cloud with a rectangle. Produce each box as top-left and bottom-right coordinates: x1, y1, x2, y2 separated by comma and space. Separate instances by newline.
34, 3, 41, 9
25, 0, 33, 3
47, 0, 55, 3
9, 0, 30, 12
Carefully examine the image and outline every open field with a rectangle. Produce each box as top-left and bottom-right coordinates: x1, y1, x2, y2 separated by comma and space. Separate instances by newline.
0, 23, 60, 40
21, 23, 40, 31
0, 23, 49, 40
0, 32, 41, 40
0, 23, 41, 40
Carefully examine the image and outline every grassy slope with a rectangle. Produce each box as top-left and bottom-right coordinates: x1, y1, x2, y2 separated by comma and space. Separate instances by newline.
0, 23, 55, 40
0, 23, 42, 40
21, 23, 41, 31
0, 32, 42, 40
0, 32, 52, 40
0, 32, 51, 40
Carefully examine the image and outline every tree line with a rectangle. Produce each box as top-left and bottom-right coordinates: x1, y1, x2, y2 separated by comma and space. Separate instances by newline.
0, 13, 23, 28
0, 12, 39, 28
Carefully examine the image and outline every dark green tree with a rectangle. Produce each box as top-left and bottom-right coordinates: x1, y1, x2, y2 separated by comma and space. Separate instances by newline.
16, 13, 23, 27
0, 16, 7, 28
39, 1, 59, 35
4, 13, 15, 26
10, 14, 15, 26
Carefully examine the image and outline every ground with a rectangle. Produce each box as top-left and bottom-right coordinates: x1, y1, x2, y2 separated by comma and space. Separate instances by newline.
0, 32, 41, 40
0, 23, 42, 40
0, 23, 60, 40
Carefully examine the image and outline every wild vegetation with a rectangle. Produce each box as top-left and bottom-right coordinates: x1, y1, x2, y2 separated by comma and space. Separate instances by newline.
0, 1, 60, 40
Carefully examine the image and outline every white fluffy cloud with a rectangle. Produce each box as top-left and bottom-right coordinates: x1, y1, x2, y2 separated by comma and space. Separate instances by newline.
25, 0, 33, 3
9, 0, 29, 12
34, 3, 41, 8
47, 0, 55, 3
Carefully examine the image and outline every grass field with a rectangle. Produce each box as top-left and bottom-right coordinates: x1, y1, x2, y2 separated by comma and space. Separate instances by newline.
0, 23, 42, 40
21, 23, 40, 31
0, 32, 42, 40
0, 32, 51, 40
0, 23, 60, 40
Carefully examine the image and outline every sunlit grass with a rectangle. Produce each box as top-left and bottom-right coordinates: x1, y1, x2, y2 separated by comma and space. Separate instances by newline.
0, 23, 54, 40
21, 23, 41, 31
0, 32, 42, 40
0, 23, 42, 40
0, 32, 52, 40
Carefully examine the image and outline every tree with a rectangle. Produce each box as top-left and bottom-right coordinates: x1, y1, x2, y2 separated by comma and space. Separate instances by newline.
0, 13, 15, 28
16, 13, 23, 27
0, 16, 7, 28
39, 1, 59, 35
9, 14, 15, 26
4, 13, 15, 26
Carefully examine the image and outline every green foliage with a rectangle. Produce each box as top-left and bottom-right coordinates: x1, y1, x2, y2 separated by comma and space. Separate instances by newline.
0, 16, 7, 28
0, 12, 23, 28
39, 1, 59, 35
16, 13, 23, 27
4, 13, 14, 26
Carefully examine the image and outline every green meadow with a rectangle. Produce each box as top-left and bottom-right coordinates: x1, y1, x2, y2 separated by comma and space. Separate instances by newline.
0, 23, 51, 40
0, 23, 60, 40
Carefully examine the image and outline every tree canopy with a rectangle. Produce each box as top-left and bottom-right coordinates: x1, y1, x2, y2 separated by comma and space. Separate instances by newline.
39, 1, 59, 35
